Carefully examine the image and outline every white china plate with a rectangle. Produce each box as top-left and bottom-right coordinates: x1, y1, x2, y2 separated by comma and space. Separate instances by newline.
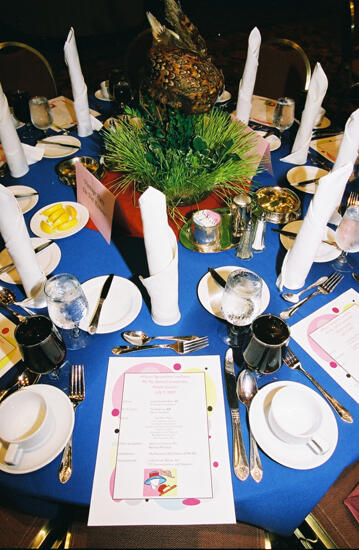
197, 266, 270, 320
79, 275, 143, 334
279, 220, 341, 263
36, 135, 81, 159
94, 89, 112, 102
30, 201, 89, 240
0, 237, 61, 285
315, 116, 331, 129
0, 384, 74, 474
8, 185, 39, 214
286, 165, 329, 194
249, 380, 338, 469
257, 130, 281, 152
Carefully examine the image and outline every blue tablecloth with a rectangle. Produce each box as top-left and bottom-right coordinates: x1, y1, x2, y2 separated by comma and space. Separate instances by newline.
0, 99, 358, 536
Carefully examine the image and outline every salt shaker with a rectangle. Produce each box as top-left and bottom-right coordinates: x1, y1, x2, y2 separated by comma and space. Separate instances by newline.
231, 192, 251, 243
236, 218, 254, 260
252, 212, 267, 252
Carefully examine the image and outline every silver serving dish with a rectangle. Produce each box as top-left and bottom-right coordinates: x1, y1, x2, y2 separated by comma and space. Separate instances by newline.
255, 186, 301, 223
55, 156, 105, 187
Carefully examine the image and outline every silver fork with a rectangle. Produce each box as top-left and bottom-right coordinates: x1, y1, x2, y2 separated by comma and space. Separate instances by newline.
58, 364, 85, 484
347, 191, 359, 208
283, 348, 353, 423
111, 336, 209, 355
280, 272, 344, 319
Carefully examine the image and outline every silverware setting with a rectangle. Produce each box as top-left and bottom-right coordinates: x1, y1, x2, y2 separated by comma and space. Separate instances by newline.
112, 336, 209, 355
347, 191, 359, 208
224, 348, 249, 481
281, 276, 328, 304
88, 273, 114, 335
280, 272, 344, 319
58, 364, 85, 484
122, 330, 200, 346
236, 369, 263, 483
283, 348, 353, 423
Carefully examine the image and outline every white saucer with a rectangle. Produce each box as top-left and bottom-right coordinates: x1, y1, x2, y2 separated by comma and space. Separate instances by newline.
287, 165, 329, 194
216, 89, 231, 103
279, 220, 341, 263
30, 201, 89, 240
197, 266, 270, 320
0, 237, 61, 285
95, 89, 112, 102
314, 116, 331, 130
80, 275, 143, 334
8, 185, 39, 214
257, 130, 281, 152
36, 135, 81, 159
249, 380, 338, 470
0, 384, 74, 474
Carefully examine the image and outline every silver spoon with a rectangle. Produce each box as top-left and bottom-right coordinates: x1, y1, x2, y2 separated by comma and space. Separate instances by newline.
236, 369, 263, 483
122, 330, 198, 346
0, 286, 34, 317
353, 273, 359, 284
0, 369, 40, 403
281, 276, 328, 304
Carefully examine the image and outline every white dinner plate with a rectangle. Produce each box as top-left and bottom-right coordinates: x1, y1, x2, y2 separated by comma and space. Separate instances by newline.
8, 185, 39, 214
286, 165, 329, 194
36, 135, 81, 159
79, 275, 143, 334
30, 201, 89, 240
249, 380, 338, 470
94, 89, 112, 102
0, 237, 61, 285
197, 266, 270, 319
0, 384, 74, 474
257, 130, 281, 152
279, 220, 341, 263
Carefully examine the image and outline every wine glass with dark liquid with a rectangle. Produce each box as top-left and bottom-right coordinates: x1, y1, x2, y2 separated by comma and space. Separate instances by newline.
11, 90, 34, 138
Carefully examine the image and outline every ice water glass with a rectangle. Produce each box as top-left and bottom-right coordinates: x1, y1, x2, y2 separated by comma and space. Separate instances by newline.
45, 273, 90, 350
332, 205, 359, 272
273, 97, 295, 134
29, 96, 53, 135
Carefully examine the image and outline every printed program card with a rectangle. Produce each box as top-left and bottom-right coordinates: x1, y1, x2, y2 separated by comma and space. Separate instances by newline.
113, 372, 212, 499
0, 313, 21, 378
88, 355, 236, 526
290, 288, 359, 403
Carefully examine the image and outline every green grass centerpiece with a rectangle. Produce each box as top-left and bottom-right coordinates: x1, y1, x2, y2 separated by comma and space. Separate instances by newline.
103, 99, 260, 221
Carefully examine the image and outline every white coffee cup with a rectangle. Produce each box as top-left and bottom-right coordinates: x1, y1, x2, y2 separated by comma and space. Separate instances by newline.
268, 385, 329, 455
100, 80, 110, 100
314, 106, 326, 127
0, 388, 54, 466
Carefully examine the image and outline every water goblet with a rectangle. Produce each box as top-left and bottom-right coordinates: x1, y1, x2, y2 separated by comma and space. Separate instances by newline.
332, 204, 359, 272
14, 314, 67, 376
29, 96, 53, 137
219, 269, 263, 351
273, 97, 295, 135
44, 273, 90, 350
11, 89, 34, 139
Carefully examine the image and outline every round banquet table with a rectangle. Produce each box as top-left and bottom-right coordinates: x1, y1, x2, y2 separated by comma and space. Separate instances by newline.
0, 98, 358, 537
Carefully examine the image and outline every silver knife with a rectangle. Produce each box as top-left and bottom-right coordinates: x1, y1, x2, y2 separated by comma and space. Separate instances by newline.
224, 348, 249, 481
271, 228, 340, 249
14, 192, 39, 199
88, 274, 114, 335
292, 177, 320, 186
0, 240, 54, 275
37, 140, 80, 149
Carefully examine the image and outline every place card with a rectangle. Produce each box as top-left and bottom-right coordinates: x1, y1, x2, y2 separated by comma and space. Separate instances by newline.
76, 163, 115, 244
290, 288, 359, 403
88, 355, 236, 526
0, 313, 21, 378
113, 372, 212, 499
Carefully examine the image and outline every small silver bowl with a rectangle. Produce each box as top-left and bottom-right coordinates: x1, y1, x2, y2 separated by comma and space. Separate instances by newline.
55, 156, 105, 187
255, 186, 301, 224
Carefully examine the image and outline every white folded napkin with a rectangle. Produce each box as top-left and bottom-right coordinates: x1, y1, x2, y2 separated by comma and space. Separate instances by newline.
277, 162, 353, 290
64, 27, 93, 137
22, 143, 44, 164
281, 63, 328, 165
0, 185, 46, 304
235, 27, 261, 124
0, 83, 28, 178
139, 187, 180, 326
328, 108, 359, 225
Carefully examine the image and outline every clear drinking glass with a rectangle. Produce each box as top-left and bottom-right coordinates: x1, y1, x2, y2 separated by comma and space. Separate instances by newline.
44, 273, 90, 350
332, 205, 359, 272
273, 97, 295, 135
29, 96, 53, 136
219, 269, 263, 348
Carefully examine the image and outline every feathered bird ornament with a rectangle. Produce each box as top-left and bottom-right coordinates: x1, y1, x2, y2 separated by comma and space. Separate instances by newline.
143, 0, 224, 114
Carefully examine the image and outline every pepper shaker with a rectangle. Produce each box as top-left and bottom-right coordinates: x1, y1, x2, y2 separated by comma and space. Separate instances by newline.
236, 218, 254, 260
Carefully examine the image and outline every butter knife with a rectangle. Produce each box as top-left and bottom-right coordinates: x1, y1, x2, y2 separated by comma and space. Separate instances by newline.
14, 192, 39, 199
291, 177, 319, 186
88, 273, 114, 335
224, 348, 249, 481
271, 228, 340, 249
37, 140, 80, 149
208, 267, 226, 288
0, 240, 54, 275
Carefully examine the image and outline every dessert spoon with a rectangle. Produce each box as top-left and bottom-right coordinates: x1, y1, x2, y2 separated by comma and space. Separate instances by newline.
122, 330, 198, 346
0, 286, 34, 316
281, 276, 328, 304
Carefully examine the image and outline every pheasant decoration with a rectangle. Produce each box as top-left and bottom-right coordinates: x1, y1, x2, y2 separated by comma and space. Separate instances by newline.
143, 0, 224, 114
